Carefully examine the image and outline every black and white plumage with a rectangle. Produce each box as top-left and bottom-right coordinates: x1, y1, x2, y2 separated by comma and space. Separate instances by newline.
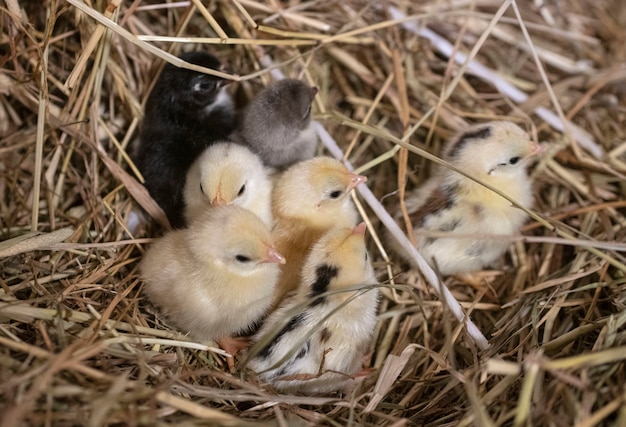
231, 79, 318, 168
134, 51, 236, 229
248, 223, 379, 394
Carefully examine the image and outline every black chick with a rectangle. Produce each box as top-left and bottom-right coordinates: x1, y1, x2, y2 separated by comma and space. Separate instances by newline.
134, 51, 236, 229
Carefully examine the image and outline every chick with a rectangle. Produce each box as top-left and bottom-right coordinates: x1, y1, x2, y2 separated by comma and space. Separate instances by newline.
394, 121, 542, 276
271, 156, 367, 304
248, 222, 379, 394
183, 142, 273, 227
134, 51, 236, 229
140, 205, 285, 352
232, 79, 318, 168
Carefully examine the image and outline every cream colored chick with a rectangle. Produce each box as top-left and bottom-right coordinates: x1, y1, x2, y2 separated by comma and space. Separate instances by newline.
140, 205, 285, 350
183, 142, 273, 227
248, 222, 379, 394
271, 156, 367, 304
394, 121, 542, 275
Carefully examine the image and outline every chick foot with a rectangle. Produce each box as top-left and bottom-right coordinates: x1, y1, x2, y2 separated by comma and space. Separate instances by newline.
217, 336, 250, 371
453, 271, 500, 299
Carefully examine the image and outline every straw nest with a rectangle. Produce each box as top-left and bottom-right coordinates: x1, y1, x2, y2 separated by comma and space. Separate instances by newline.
2, 0, 626, 425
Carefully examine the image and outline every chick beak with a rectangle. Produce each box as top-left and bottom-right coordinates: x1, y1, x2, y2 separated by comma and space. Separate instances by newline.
528, 141, 543, 157
263, 247, 286, 265
347, 173, 368, 191
216, 79, 232, 89
217, 65, 235, 87
352, 222, 367, 236
211, 188, 227, 206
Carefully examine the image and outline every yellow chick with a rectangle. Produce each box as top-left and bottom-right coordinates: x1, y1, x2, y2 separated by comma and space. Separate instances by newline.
271, 156, 367, 304
183, 142, 273, 227
248, 222, 379, 394
394, 121, 542, 275
140, 205, 285, 352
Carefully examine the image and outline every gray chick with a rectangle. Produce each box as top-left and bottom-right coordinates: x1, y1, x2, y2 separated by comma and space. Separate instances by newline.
232, 79, 318, 168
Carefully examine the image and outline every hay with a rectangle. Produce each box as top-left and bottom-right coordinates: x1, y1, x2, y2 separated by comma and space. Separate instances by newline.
2, 0, 626, 425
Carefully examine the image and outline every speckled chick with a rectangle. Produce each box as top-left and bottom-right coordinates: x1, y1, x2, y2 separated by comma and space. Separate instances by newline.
248, 222, 379, 394
140, 205, 285, 345
183, 142, 273, 227
134, 51, 236, 229
232, 79, 318, 168
394, 121, 542, 275
271, 157, 367, 305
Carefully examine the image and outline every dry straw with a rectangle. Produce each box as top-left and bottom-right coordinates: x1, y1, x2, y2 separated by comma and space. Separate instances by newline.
1, 0, 625, 426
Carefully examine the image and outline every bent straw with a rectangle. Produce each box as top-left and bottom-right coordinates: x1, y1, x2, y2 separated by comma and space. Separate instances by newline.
386, 5, 603, 160
258, 55, 490, 351
314, 122, 490, 350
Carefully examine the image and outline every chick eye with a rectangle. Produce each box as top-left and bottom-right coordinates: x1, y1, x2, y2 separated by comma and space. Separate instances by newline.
237, 184, 246, 197
235, 255, 251, 263
509, 156, 521, 165
193, 80, 216, 92
329, 190, 343, 199
200, 183, 205, 195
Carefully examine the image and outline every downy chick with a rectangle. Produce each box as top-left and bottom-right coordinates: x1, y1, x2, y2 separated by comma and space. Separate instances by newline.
135, 51, 236, 229
248, 222, 379, 394
394, 121, 542, 275
183, 142, 273, 227
232, 79, 318, 168
271, 157, 367, 304
140, 205, 285, 349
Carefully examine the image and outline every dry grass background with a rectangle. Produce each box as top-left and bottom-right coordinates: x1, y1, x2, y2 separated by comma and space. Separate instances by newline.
2, 0, 626, 426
